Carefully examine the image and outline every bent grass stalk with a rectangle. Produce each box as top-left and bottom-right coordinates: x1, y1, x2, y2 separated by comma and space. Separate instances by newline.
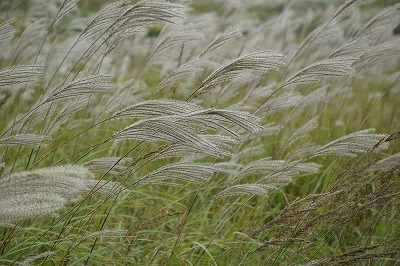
1, 0, 399, 265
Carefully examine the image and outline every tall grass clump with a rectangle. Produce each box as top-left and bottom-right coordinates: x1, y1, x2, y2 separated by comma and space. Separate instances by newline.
0, 0, 399, 264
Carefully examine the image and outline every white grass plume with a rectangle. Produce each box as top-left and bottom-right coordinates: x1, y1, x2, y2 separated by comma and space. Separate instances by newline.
310, 129, 388, 158
211, 184, 274, 201
149, 23, 204, 61
369, 153, 400, 172
282, 57, 356, 88
358, 40, 400, 70
16, 251, 56, 266
110, 116, 220, 154
285, 142, 320, 161
353, 5, 400, 43
81, 229, 128, 241
0, 19, 16, 42
10, 19, 47, 63
235, 158, 320, 182
0, 134, 50, 148
329, 38, 370, 58
98, 78, 135, 116
137, 162, 220, 185
104, 0, 185, 51
19, 103, 57, 133
156, 135, 235, 159
111, 106, 262, 156
108, 99, 202, 120
77, 0, 131, 42
235, 158, 286, 179
54, 0, 79, 23
255, 161, 321, 184
0, 65, 44, 87
184, 108, 264, 134
44, 97, 89, 135
190, 50, 285, 98
156, 58, 203, 91
256, 92, 303, 115
0, 165, 120, 222
199, 25, 242, 58
84, 157, 132, 175
285, 116, 319, 148
121, 0, 185, 25
330, 0, 373, 25
44, 74, 112, 103
277, 87, 327, 128
295, 25, 343, 61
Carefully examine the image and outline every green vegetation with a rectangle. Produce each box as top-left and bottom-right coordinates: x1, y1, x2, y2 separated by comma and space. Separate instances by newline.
0, 0, 399, 265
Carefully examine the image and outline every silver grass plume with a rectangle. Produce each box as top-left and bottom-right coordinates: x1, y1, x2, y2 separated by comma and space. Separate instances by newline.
0, 20, 16, 42
84, 157, 132, 175
137, 162, 221, 185
235, 158, 286, 179
211, 184, 274, 201
0, 134, 50, 148
295, 25, 343, 61
105, 0, 185, 53
256, 161, 321, 184
119, 0, 185, 26
232, 144, 265, 162
16, 251, 56, 266
156, 58, 203, 91
0, 165, 120, 223
330, 6, 400, 61
368, 153, 400, 172
217, 76, 256, 105
98, 79, 135, 116
54, 0, 79, 23
329, 38, 370, 58
44, 74, 112, 103
282, 57, 356, 88
285, 142, 320, 161
277, 86, 327, 128
183, 108, 264, 135
10, 19, 47, 63
155, 135, 235, 159
19, 103, 57, 133
190, 50, 285, 98
297, 86, 328, 108
294, 0, 372, 61
256, 92, 303, 115
358, 40, 400, 70
111, 107, 262, 154
284, 116, 319, 150
213, 162, 243, 175
0, 65, 44, 87
0, 163, 5, 178
149, 23, 205, 61
108, 99, 202, 120
330, 0, 373, 25
110, 116, 221, 154
310, 129, 388, 158
199, 25, 242, 58
77, 0, 131, 42
238, 83, 275, 107
81, 229, 128, 241
43, 97, 89, 135
235, 158, 320, 182
353, 5, 400, 44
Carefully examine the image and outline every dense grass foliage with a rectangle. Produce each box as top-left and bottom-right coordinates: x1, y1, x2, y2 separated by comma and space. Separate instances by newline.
0, 0, 399, 265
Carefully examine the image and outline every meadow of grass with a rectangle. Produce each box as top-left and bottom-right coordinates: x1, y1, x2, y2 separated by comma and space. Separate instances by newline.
0, 0, 399, 265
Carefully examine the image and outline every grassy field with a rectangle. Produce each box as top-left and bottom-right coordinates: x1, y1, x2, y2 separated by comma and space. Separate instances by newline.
0, 0, 399, 265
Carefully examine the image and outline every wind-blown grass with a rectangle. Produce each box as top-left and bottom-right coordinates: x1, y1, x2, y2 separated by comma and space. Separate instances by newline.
0, 0, 399, 265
